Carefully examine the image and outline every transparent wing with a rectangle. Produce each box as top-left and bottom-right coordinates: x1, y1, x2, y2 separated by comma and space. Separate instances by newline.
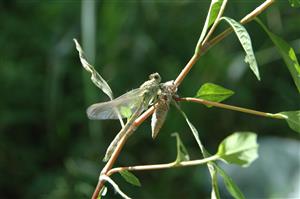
87, 88, 145, 120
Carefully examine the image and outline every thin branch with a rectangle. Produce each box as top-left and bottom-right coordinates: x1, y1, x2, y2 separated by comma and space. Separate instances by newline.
91, 126, 135, 199
100, 175, 132, 199
176, 0, 274, 87
174, 54, 200, 87
107, 155, 219, 176
177, 97, 285, 120
91, 1, 275, 198
202, 0, 275, 52
200, 0, 228, 48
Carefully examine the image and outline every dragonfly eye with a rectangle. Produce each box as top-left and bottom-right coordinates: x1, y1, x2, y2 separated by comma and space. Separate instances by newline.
150, 73, 161, 82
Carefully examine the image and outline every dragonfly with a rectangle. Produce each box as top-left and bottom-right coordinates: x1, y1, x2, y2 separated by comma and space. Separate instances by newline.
151, 80, 177, 139
87, 73, 162, 161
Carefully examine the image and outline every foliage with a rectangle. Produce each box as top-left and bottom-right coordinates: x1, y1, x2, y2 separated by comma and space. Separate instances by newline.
0, 1, 299, 199
221, 17, 260, 80
195, 83, 234, 107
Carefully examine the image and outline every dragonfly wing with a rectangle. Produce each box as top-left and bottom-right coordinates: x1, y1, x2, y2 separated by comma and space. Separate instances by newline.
87, 88, 145, 120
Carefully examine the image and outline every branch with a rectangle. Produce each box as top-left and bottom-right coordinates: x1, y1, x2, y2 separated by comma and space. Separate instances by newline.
100, 175, 132, 199
177, 97, 285, 120
174, 0, 275, 86
200, 0, 228, 49
202, 0, 275, 52
91, 1, 275, 198
107, 155, 219, 176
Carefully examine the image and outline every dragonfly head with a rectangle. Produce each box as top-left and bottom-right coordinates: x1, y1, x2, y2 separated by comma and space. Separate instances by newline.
149, 73, 161, 83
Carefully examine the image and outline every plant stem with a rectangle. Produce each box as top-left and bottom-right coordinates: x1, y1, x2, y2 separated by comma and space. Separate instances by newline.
200, 0, 228, 49
202, 0, 275, 52
107, 154, 219, 176
177, 97, 285, 120
91, 1, 275, 198
175, 0, 274, 87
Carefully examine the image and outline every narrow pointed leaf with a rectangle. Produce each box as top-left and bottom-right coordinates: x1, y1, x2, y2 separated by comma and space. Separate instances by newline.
174, 103, 221, 197
174, 102, 204, 151
195, 83, 234, 107
214, 163, 246, 199
217, 132, 258, 167
74, 38, 114, 99
198, 0, 224, 45
98, 186, 107, 199
221, 17, 260, 80
119, 170, 141, 187
289, 0, 300, 7
255, 18, 300, 93
172, 133, 190, 164
208, 163, 221, 199
278, 111, 300, 133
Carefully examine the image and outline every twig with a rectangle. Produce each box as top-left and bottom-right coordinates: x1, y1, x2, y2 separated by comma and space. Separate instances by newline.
100, 175, 132, 199
91, 125, 135, 199
202, 0, 275, 52
91, 1, 275, 198
175, 0, 274, 86
177, 97, 285, 120
200, 0, 228, 49
107, 154, 219, 176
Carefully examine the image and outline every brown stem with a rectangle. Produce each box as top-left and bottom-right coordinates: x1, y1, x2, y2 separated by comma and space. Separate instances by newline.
174, 54, 200, 87
91, 1, 275, 198
91, 124, 135, 198
177, 97, 285, 120
107, 155, 219, 176
202, 0, 275, 52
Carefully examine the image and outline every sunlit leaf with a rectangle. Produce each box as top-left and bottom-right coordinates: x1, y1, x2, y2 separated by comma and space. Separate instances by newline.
195, 83, 234, 107
120, 106, 132, 119
98, 186, 107, 199
217, 132, 258, 167
221, 17, 260, 80
74, 38, 114, 99
208, 163, 221, 199
171, 133, 190, 164
198, 0, 224, 45
173, 102, 222, 197
119, 170, 141, 187
255, 18, 300, 93
174, 102, 204, 151
214, 164, 246, 199
289, 0, 300, 7
278, 111, 300, 134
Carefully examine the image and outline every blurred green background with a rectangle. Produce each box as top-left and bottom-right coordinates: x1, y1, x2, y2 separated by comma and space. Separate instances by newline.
0, 1, 299, 198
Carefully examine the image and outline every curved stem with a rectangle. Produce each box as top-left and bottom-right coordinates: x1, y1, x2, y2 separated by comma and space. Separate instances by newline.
203, 0, 275, 52
200, 0, 228, 48
107, 154, 219, 176
91, 1, 275, 198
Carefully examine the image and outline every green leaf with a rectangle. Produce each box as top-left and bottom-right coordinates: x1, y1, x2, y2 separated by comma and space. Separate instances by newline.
214, 164, 246, 199
289, 0, 300, 7
171, 133, 190, 164
174, 102, 221, 198
198, 0, 224, 45
120, 106, 132, 118
195, 83, 234, 107
221, 17, 260, 80
217, 132, 258, 167
278, 111, 300, 133
174, 102, 204, 151
255, 18, 300, 93
208, 163, 221, 199
119, 170, 141, 187
74, 39, 114, 99
98, 186, 107, 199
